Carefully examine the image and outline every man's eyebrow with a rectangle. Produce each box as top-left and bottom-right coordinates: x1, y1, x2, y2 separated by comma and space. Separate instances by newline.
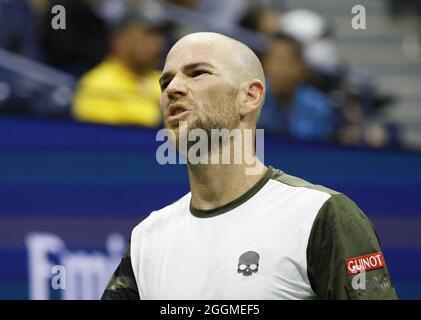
159, 62, 216, 87
159, 71, 173, 88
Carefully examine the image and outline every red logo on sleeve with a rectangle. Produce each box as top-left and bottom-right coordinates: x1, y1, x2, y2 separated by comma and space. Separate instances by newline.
345, 252, 385, 275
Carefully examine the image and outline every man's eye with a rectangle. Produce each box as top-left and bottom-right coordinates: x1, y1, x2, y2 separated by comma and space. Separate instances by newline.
191, 70, 210, 77
160, 82, 169, 91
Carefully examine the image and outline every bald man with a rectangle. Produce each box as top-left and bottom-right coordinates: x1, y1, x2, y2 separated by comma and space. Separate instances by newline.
101, 33, 397, 300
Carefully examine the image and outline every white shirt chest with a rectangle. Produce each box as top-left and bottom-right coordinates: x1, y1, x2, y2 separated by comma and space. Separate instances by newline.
134, 186, 329, 300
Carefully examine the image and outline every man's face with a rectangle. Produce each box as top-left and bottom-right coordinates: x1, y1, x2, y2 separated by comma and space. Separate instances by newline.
159, 39, 241, 143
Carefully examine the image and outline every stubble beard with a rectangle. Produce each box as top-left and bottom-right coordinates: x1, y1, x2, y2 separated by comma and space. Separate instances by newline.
165, 87, 241, 162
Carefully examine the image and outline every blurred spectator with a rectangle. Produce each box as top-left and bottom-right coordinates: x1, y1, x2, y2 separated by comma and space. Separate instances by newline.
240, 7, 340, 89
277, 9, 397, 148
72, 11, 167, 127
239, 6, 283, 35
334, 84, 398, 149
258, 33, 336, 142
240, 6, 397, 148
39, 0, 109, 77
279, 9, 339, 75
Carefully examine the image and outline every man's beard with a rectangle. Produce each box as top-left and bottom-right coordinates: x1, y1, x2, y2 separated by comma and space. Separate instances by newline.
187, 112, 239, 150
166, 87, 241, 155
192, 86, 239, 134
166, 113, 239, 155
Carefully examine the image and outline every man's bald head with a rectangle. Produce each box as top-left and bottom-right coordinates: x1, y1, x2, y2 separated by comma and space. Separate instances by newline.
161, 32, 266, 134
167, 32, 265, 87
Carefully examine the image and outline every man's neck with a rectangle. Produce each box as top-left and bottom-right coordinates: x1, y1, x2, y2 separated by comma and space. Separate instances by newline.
188, 160, 268, 211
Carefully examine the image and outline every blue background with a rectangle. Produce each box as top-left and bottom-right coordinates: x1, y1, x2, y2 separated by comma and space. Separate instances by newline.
0, 115, 420, 299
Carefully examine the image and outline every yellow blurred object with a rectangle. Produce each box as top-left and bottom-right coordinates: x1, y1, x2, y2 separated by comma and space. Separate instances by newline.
72, 58, 162, 127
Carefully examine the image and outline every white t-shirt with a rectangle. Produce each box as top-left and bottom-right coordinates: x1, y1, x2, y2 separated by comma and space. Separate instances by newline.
102, 166, 397, 300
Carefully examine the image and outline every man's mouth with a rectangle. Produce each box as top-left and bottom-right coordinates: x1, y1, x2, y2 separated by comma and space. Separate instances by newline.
167, 104, 191, 120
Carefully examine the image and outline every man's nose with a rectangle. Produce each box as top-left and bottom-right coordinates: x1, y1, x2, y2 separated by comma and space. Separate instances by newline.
166, 76, 187, 100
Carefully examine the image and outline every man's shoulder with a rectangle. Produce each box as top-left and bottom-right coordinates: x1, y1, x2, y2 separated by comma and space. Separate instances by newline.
268, 166, 341, 198
269, 167, 369, 225
131, 192, 191, 236
264, 167, 346, 227
268, 166, 370, 235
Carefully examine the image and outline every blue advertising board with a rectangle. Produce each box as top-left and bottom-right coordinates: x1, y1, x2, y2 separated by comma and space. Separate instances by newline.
0, 115, 420, 299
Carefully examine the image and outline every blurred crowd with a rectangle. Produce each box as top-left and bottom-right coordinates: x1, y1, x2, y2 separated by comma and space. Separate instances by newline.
0, 0, 415, 148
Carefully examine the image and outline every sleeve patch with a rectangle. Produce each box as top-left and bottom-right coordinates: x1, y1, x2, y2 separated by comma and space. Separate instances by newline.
345, 252, 385, 275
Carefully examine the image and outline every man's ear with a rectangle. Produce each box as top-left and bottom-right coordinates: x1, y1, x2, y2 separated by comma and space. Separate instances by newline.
238, 79, 265, 121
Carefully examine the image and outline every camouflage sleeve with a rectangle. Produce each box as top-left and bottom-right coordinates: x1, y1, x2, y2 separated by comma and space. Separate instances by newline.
306, 194, 398, 300
101, 238, 140, 300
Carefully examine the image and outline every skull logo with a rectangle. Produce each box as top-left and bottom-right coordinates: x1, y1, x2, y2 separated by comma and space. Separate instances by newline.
237, 251, 260, 276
